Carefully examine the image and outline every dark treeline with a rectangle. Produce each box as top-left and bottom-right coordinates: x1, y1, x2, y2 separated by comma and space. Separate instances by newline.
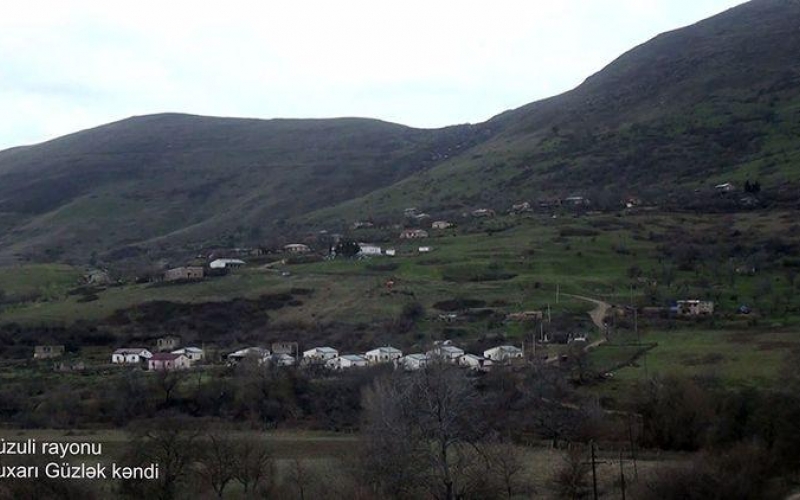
1, 359, 799, 499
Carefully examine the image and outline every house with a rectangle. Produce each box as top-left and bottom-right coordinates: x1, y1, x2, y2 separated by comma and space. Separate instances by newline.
303, 347, 339, 362
352, 221, 374, 229
271, 341, 299, 356
395, 353, 429, 371
471, 208, 496, 218
84, 269, 112, 285
564, 196, 590, 206
148, 353, 191, 371
156, 335, 181, 352
384, 249, 397, 257
570, 334, 588, 344
715, 183, 735, 193
268, 353, 296, 367
326, 354, 368, 370
284, 244, 311, 254
506, 311, 544, 322
418, 246, 432, 253
359, 243, 382, 256
484, 345, 524, 363
438, 313, 459, 323
112, 348, 153, 365
33, 345, 65, 360
510, 202, 532, 214
164, 266, 204, 282
675, 300, 715, 316
431, 221, 453, 230
538, 198, 562, 208
227, 347, 271, 365
365, 346, 403, 364
427, 344, 465, 363
459, 354, 492, 371
400, 229, 429, 239
209, 258, 246, 269
171, 347, 204, 364
412, 213, 431, 221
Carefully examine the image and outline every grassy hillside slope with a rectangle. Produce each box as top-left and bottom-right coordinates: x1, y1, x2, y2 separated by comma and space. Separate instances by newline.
308, 0, 800, 222
0, 114, 488, 263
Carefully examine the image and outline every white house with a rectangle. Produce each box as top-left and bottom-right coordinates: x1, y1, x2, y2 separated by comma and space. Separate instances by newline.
171, 347, 204, 364
148, 353, 191, 371
427, 345, 464, 363
418, 246, 432, 253
268, 353, 296, 367
227, 347, 271, 365
209, 258, 246, 269
459, 354, 493, 371
284, 244, 311, 254
365, 346, 403, 364
675, 300, 715, 316
112, 348, 153, 365
358, 244, 382, 256
303, 347, 339, 362
400, 229, 429, 239
326, 354, 368, 370
483, 345, 524, 363
384, 249, 397, 257
431, 221, 453, 229
395, 353, 429, 371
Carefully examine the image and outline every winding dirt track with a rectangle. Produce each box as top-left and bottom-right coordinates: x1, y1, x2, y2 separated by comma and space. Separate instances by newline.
563, 293, 612, 350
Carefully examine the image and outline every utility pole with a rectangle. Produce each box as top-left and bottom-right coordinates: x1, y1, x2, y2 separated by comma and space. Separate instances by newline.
547, 303, 552, 323
628, 416, 638, 480
619, 449, 626, 500
591, 441, 599, 500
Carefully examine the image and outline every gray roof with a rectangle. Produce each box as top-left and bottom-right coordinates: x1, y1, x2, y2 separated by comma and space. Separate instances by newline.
114, 348, 150, 355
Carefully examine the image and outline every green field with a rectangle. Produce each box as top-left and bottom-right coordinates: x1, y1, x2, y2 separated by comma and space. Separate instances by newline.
2, 210, 799, 388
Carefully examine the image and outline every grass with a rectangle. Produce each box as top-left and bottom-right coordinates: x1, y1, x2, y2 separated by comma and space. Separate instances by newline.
0, 263, 83, 299
2, 211, 799, 389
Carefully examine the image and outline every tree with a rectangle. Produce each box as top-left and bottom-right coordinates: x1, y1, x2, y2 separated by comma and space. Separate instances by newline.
119, 415, 202, 500
152, 369, 186, 407
334, 240, 361, 258
552, 446, 591, 500
195, 433, 237, 499
361, 362, 492, 500
233, 439, 276, 496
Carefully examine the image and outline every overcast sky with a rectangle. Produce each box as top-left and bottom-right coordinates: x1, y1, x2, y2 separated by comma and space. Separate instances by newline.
0, 0, 747, 150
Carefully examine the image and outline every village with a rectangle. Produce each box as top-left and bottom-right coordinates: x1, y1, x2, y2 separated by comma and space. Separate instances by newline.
51, 199, 723, 380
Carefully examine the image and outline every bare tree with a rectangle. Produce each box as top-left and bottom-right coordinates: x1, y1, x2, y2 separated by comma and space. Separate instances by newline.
152, 369, 186, 407
119, 415, 202, 500
552, 446, 591, 500
361, 362, 491, 500
195, 433, 237, 499
481, 441, 530, 498
233, 438, 276, 496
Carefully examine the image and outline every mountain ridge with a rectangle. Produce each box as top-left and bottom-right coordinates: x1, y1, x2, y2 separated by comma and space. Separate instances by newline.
2, 0, 799, 264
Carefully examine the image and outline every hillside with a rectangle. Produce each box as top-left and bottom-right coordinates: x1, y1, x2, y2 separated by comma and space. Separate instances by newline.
0, 114, 489, 263
308, 0, 800, 221
2, 0, 800, 263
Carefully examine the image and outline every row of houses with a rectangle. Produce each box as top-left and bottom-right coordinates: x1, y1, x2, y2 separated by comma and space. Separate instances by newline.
106, 340, 525, 373
111, 346, 205, 371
